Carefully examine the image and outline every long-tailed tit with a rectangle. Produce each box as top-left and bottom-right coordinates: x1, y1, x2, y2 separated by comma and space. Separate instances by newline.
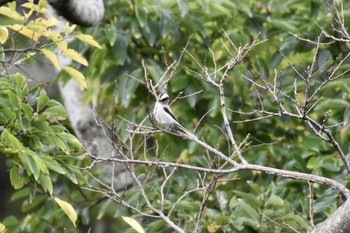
154, 93, 189, 133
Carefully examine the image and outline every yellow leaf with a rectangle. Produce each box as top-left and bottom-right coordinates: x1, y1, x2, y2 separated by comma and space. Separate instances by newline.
21, 2, 35, 10
64, 23, 77, 35
0, 222, 6, 233
0, 26, 8, 44
0, 6, 24, 22
121, 216, 145, 233
9, 24, 41, 41
40, 49, 61, 70
8, 1, 16, 11
43, 31, 67, 49
35, 17, 59, 28
207, 223, 221, 233
21, 1, 47, 14
38, 0, 48, 9
63, 48, 88, 66
76, 34, 102, 49
56, 40, 68, 50
54, 197, 77, 227
26, 23, 46, 34
63, 67, 87, 89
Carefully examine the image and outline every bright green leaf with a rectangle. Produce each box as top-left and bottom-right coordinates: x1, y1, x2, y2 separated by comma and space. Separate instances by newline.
1, 129, 22, 151
54, 197, 77, 227
10, 166, 26, 189
38, 173, 53, 195
266, 195, 284, 208
41, 156, 66, 174
20, 149, 41, 181
122, 216, 145, 233
37, 89, 49, 112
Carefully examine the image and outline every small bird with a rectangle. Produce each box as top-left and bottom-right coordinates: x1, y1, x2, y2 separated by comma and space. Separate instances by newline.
154, 93, 189, 133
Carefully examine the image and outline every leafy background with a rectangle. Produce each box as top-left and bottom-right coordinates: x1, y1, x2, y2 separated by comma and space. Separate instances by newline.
1, 0, 350, 232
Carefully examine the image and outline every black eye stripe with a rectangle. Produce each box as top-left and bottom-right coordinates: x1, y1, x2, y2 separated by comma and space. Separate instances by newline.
160, 96, 170, 102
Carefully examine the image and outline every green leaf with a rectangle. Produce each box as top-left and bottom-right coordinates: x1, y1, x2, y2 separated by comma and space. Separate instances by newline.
7, 91, 20, 110
122, 216, 145, 233
266, 195, 284, 208
120, 69, 141, 107
38, 173, 53, 195
37, 89, 49, 112
19, 149, 41, 181
237, 201, 260, 222
41, 100, 68, 121
2, 216, 19, 228
321, 159, 340, 172
1, 129, 22, 151
22, 195, 46, 213
233, 191, 261, 207
145, 60, 163, 82
269, 19, 298, 32
20, 115, 30, 131
178, 0, 189, 18
135, 6, 148, 27
41, 155, 66, 174
10, 187, 31, 201
54, 197, 77, 227
314, 99, 349, 112
10, 166, 26, 189
281, 214, 310, 230
97, 198, 113, 219
20, 102, 33, 120
306, 157, 321, 169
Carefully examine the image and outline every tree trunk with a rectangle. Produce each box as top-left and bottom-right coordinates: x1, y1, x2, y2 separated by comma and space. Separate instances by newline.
313, 198, 350, 233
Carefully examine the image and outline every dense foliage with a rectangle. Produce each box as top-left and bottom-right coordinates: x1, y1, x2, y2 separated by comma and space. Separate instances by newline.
1, 0, 350, 232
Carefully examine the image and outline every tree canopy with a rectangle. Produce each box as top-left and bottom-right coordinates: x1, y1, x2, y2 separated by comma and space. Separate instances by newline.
1, 0, 350, 232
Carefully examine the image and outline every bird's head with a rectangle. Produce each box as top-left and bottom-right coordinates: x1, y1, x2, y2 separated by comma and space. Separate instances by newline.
159, 93, 170, 104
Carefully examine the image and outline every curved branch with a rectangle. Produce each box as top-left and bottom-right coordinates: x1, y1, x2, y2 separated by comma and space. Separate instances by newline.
85, 153, 350, 198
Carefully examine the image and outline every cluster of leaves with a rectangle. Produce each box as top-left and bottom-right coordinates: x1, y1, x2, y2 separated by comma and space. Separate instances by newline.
0, 73, 85, 231
77, 0, 350, 232
0, 0, 103, 231
1, 0, 350, 232
0, 0, 101, 88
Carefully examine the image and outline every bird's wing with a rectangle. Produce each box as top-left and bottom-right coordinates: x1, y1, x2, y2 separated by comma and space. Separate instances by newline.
163, 106, 177, 121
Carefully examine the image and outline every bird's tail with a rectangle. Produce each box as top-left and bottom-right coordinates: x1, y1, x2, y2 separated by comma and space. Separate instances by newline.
176, 122, 197, 139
